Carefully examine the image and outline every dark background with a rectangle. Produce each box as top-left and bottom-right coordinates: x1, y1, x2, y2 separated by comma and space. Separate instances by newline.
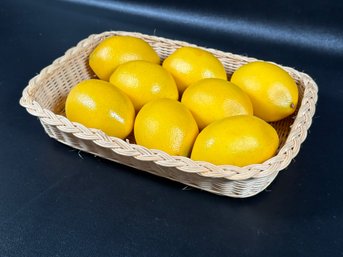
1, 0, 343, 256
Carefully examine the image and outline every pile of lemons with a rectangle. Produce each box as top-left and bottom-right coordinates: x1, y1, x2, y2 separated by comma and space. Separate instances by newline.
65, 35, 298, 167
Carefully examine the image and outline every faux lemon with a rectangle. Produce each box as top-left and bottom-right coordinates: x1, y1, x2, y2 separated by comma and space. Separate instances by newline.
231, 61, 298, 122
109, 60, 178, 112
89, 35, 160, 81
65, 79, 135, 138
134, 99, 199, 156
181, 78, 253, 130
162, 46, 227, 93
191, 115, 279, 166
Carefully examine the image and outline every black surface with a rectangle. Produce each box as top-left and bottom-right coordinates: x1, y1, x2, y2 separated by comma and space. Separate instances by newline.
1, 0, 343, 256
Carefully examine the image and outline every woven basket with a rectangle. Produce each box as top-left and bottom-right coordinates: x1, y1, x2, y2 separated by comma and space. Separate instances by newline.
19, 31, 318, 198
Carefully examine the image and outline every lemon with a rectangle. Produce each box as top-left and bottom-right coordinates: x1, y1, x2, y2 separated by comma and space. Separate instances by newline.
134, 99, 199, 156
65, 79, 135, 138
181, 78, 253, 130
231, 61, 298, 122
109, 60, 179, 112
162, 46, 227, 93
89, 36, 160, 81
191, 115, 279, 166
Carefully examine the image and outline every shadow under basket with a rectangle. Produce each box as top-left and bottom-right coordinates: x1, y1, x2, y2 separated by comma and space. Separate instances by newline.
19, 31, 318, 198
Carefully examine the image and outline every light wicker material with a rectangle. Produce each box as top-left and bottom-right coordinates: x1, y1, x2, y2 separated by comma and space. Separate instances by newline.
19, 31, 318, 198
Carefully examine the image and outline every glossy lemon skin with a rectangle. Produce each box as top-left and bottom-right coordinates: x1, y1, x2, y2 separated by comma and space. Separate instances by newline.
65, 79, 135, 138
181, 78, 253, 130
162, 46, 227, 93
231, 61, 298, 122
109, 60, 179, 112
134, 99, 199, 156
89, 36, 160, 81
191, 115, 279, 167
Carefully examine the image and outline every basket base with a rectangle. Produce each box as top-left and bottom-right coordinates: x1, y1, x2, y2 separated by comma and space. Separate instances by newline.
44, 121, 279, 198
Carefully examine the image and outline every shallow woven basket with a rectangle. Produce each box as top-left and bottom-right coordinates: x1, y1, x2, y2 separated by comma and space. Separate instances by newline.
19, 31, 318, 198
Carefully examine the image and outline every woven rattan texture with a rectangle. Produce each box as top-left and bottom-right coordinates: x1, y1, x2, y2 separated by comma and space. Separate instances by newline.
20, 31, 318, 198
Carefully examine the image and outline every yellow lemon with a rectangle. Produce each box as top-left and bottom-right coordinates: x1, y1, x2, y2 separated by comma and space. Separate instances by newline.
230, 61, 298, 122
191, 115, 279, 166
89, 36, 160, 81
134, 99, 199, 156
109, 60, 179, 112
65, 79, 135, 138
181, 78, 253, 130
162, 46, 227, 93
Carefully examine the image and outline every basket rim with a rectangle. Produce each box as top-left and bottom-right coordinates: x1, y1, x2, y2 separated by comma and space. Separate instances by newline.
19, 30, 319, 181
